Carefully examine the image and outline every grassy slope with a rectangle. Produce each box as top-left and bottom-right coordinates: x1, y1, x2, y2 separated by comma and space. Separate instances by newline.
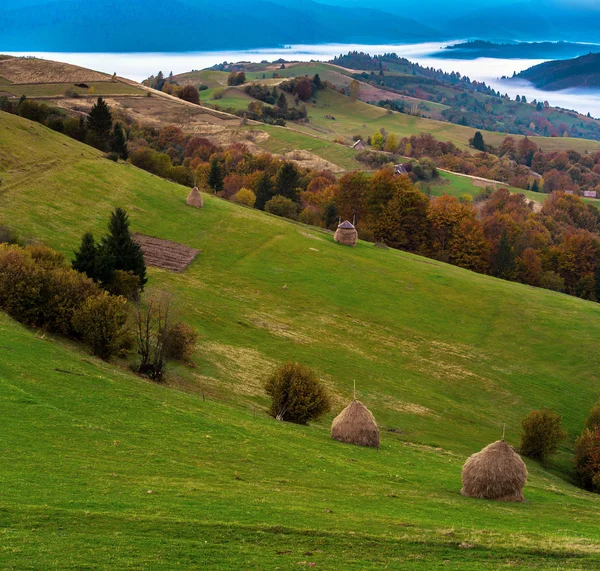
0, 76, 143, 97
3, 111, 600, 567
295, 89, 600, 154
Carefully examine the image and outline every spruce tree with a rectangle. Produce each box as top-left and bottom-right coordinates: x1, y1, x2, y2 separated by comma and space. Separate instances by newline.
255, 172, 274, 210
208, 158, 224, 193
72, 232, 115, 285
110, 122, 128, 160
495, 231, 516, 280
86, 97, 113, 150
275, 162, 300, 202
72, 232, 99, 278
531, 179, 539, 193
312, 73, 322, 89
472, 131, 485, 151
277, 92, 288, 111
102, 208, 147, 288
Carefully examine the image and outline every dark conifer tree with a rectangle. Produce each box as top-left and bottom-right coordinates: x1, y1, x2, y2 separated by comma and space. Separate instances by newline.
255, 172, 274, 210
323, 202, 338, 229
102, 208, 147, 288
494, 231, 516, 280
72, 232, 99, 278
208, 158, 224, 193
155, 71, 165, 91
86, 97, 113, 150
110, 122, 128, 160
312, 73, 322, 89
277, 92, 288, 111
72, 232, 115, 285
472, 131, 485, 151
275, 162, 300, 202
531, 179, 539, 192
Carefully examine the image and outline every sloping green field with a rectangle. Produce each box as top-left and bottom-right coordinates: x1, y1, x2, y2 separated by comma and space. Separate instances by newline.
2, 111, 600, 569
292, 89, 600, 154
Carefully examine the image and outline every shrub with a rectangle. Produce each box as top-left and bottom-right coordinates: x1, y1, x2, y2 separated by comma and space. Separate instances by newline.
575, 427, 600, 491
520, 408, 567, 462
72, 293, 129, 360
231, 187, 256, 207
539, 271, 565, 292
0, 224, 19, 245
298, 207, 322, 227
265, 362, 330, 425
264, 195, 298, 220
164, 322, 198, 360
134, 293, 174, 381
179, 85, 200, 105
0, 244, 99, 335
586, 402, 600, 431
107, 270, 142, 300
26, 243, 65, 269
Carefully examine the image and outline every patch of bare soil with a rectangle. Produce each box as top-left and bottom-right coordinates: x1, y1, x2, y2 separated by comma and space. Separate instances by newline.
133, 234, 199, 272
0, 57, 109, 84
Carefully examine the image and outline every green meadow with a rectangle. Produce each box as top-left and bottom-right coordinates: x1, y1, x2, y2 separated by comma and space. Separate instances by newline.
3, 111, 600, 568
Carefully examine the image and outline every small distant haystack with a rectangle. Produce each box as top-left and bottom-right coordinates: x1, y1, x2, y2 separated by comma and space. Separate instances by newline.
334, 220, 358, 247
331, 399, 379, 448
186, 187, 203, 208
461, 440, 527, 502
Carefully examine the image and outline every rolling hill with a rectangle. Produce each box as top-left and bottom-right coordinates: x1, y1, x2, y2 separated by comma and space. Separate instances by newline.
516, 53, 600, 91
3, 110, 600, 567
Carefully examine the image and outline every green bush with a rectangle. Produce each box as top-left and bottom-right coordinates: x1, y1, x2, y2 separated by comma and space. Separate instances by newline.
265, 362, 330, 425
520, 408, 567, 462
0, 244, 99, 335
264, 195, 299, 220
575, 427, 600, 492
72, 293, 129, 360
585, 402, 600, 431
164, 322, 198, 361
0, 224, 19, 245
107, 270, 142, 301
231, 188, 256, 208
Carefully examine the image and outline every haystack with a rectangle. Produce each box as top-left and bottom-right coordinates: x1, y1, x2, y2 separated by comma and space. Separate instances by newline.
461, 440, 527, 502
186, 186, 203, 208
334, 220, 358, 247
331, 399, 379, 448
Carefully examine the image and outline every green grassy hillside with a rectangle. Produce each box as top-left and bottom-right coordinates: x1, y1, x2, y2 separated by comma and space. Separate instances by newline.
295, 89, 600, 154
3, 111, 600, 568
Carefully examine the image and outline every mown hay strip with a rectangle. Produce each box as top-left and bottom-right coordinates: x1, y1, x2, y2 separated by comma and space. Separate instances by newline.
133, 233, 199, 272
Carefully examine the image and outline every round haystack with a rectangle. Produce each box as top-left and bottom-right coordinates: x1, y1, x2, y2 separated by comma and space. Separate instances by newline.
331, 399, 379, 448
334, 220, 358, 247
186, 187, 203, 208
461, 440, 527, 502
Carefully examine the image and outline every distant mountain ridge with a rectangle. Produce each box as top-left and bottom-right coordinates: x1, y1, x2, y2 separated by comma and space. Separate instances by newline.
437, 40, 600, 60
443, 2, 600, 42
516, 53, 600, 91
0, 0, 439, 52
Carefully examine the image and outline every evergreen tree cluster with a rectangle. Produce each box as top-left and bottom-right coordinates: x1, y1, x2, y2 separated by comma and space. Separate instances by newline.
73, 208, 147, 296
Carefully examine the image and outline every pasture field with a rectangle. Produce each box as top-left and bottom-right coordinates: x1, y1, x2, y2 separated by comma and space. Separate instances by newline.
0, 77, 143, 98
2, 111, 600, 568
